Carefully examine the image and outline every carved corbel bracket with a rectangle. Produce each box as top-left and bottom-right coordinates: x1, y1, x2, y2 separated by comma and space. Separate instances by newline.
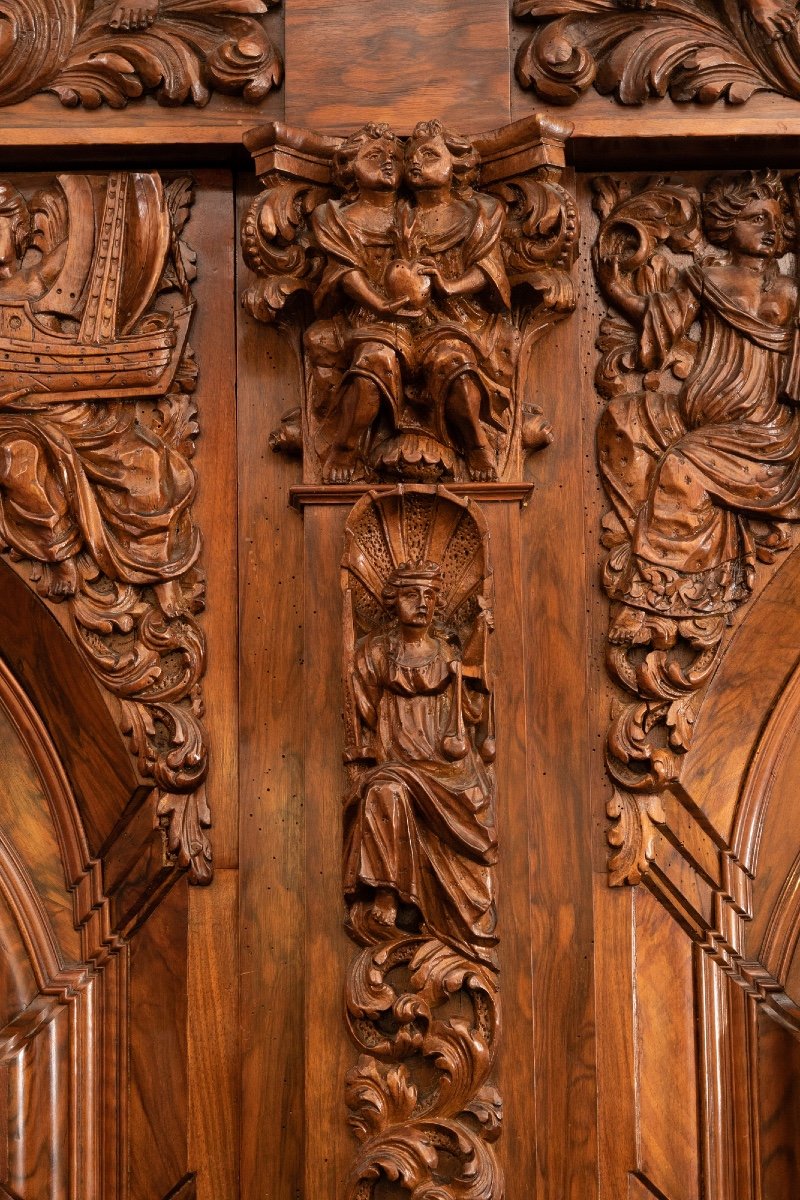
514, 0, 800, 108
241, 114, 578, 487
0, 171, 210, 882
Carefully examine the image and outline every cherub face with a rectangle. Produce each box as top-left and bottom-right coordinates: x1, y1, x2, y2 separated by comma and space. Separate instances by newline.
404, 135, 454, 191
352, 137, 402, 193
394, 584, 437, 629
730, 198, 783, 259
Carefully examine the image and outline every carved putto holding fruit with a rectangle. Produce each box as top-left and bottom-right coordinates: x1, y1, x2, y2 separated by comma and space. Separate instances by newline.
242, 115, 578, 485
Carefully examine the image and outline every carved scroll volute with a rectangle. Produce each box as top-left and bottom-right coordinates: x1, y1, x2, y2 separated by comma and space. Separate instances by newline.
341, 485, 502, 1200
592, 169, 800, 884
514, 0, 800, 108
0, 172, 210, 882
0, 0, 282, 108
241, 115, 578, 487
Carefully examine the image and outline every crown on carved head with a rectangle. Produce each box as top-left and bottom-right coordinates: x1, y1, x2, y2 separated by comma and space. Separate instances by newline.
386, 560, 444, 590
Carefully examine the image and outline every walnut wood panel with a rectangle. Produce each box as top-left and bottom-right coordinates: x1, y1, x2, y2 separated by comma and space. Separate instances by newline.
634, 888, 700, 1200
519, 239, 598, 1200
236, 175, 306, 1200
181, 172, 239, 1199
284, 0, 511, 134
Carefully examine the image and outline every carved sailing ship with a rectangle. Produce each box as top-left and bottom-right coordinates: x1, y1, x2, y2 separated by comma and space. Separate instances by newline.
0, 171, 192, 404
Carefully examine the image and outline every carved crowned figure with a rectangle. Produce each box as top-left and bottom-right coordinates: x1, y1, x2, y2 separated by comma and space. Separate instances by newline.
343, 558, 497, 960
341, 488, 498, 965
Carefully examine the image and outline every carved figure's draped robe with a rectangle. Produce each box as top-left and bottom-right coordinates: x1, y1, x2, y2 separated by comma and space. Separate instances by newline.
343, 630, 497, 959
0, 251, 198, 583
598, 264, 800, 618
0, 395, 198, 583
308, 193, 518, 442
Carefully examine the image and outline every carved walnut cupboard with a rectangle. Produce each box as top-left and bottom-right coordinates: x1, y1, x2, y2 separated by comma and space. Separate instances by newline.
0, 3, 797, 1199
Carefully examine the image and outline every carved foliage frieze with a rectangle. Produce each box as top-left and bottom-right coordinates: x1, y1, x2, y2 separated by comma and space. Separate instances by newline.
0, 171, 209, 881
342, 486, 502, 1200
514, 0, 800, 107
242, 116, 578, 486
593, 169, 800, 883
0, 0, 281, 108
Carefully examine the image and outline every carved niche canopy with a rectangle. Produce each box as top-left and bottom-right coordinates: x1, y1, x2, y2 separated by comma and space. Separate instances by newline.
241, 115, 578, 486
0, 0, 281, 108
0, 170, 209, 881
592, 168, 800, 884
342, 485, 502, 1200
515, 0, 800, 107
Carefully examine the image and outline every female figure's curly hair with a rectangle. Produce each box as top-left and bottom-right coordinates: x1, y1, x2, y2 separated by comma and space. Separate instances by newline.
405, 120, 481, 194
703, 169, 789, 251
0, 182, 31, 264
332, 123, 403, 198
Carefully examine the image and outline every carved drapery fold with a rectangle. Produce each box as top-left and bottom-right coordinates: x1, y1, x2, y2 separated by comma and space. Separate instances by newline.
342, 486, 502, 1200
0, 0, 281, 108
592, 169, 800, 883
242, 115, 578, 487
514, 0, 800, 107
0, 171, 209, 882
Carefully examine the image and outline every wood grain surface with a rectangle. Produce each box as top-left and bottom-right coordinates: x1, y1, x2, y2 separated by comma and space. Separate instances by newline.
285, 0, 510, 133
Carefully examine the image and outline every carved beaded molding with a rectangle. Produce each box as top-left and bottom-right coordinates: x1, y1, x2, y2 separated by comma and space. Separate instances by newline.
0, 170, 210, 881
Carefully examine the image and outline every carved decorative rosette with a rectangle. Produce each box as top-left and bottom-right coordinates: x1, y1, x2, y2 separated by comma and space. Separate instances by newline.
242, 115, 578, 487
341, 486, 502, 1200
592, 169, 800, 884
0, 0, 281, 108
514, 0, 800, 107
0, 171, 210, 881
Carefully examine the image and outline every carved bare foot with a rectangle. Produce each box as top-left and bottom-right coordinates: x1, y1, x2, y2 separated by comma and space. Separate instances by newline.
322, 449, 359, 484
746, 0, 798, 38
369, 888, 398, 928
49, 558, 78, 598
109, 0, 158, 31
465, 446, 498, 483
154, 579, 186, 618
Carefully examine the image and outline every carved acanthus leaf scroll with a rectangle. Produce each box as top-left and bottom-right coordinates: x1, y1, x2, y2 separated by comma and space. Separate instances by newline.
593, 170, 800, 884
342, 486, 502, 1200
0, 172, 209, 882
0, 0, 281, 108
514, 0, 800, 107
242, 116, 577, 486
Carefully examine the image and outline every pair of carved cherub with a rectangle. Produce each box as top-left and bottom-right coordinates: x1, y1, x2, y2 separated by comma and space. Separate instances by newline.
304, 121, 518, 483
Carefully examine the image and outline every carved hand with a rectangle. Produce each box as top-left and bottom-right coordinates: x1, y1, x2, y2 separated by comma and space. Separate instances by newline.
745, 0, 799, 40
108, 0, 159, 30
593, 249, 647, 322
